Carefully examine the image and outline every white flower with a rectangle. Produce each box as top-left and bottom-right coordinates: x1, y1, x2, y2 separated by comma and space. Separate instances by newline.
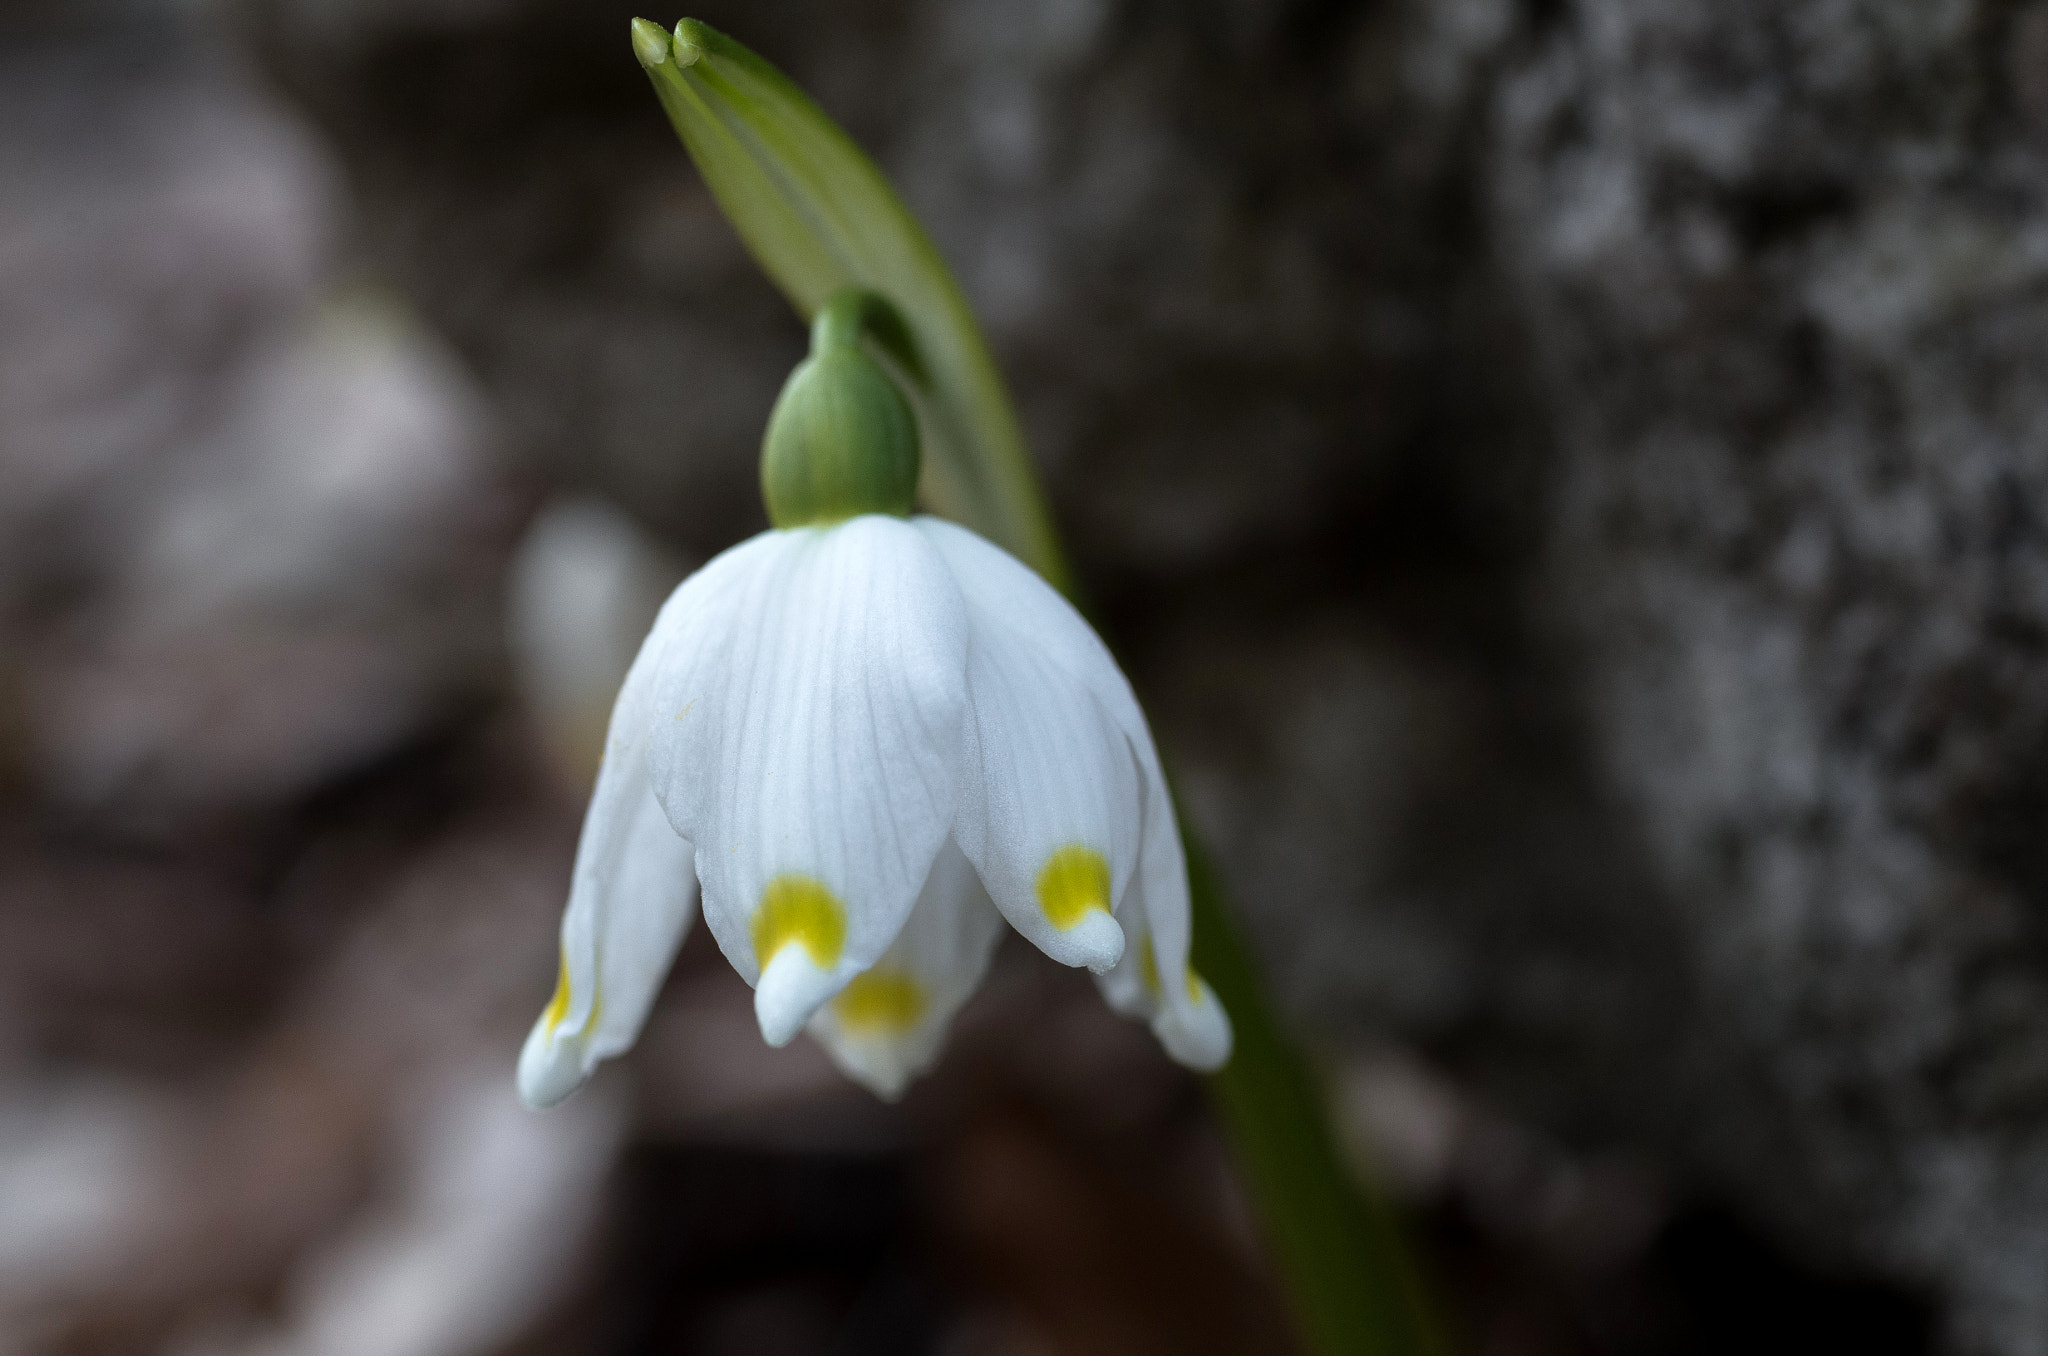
517, 512, 1232, 1105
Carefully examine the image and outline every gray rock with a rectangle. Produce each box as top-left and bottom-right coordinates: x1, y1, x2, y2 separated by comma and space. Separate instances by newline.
1495, 0, 2048, 1347
0, 30, 511, 824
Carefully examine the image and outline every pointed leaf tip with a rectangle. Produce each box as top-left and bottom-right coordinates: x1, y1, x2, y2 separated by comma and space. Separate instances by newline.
670, 19, 704, 67
630, 17, 670, 68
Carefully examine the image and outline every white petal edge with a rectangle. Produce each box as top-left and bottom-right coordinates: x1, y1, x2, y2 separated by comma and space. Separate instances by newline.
806, 837, 1005, 1099
518, 763, 698, 1107
516, 543, 772, 1109
942, 546, 1139, 972
917, 517, 1231, 1071
648, 517, 971, 1046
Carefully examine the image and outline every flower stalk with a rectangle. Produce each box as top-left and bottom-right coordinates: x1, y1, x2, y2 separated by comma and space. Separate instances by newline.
1188, 839, 1443, 1355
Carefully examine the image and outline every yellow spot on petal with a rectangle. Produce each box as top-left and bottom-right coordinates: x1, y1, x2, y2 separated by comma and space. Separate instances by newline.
1138, 936, 1203, 1003
831, 969, 926, 1034
543, 951, 572, 1034
1036, 845, 1110, 930
752, 874, 847, 969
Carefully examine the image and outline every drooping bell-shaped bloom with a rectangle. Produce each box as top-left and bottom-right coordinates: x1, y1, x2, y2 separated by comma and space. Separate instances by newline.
518, 291, 1231, 1105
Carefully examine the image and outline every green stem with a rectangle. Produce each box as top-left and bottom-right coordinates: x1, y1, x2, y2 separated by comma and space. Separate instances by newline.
1186, 835, 1444, 1356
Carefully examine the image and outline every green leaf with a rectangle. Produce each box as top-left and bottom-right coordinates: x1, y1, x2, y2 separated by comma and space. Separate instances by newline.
632, 17, 1065, 591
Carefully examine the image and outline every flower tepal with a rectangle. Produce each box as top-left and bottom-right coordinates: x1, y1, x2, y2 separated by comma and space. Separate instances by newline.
518, 286, 1230, 1106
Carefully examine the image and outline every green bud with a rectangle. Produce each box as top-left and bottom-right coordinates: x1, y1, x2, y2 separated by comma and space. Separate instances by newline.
669, 20, 704, 67
760, 289, 921, 528
629, 17, 671, 68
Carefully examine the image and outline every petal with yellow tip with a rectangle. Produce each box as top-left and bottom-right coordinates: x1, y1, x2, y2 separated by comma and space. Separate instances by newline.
649, 517, 970, 1046
914, 517, 1230, 1073
806, 838, 1004, 1099
516, 528, 783, 1108
920, 519, 1139, 974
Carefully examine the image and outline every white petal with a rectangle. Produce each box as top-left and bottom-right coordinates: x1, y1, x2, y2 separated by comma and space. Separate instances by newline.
1160, 972, 1233, 1069
1093, 756, 1233, 1072
918, 518, 1138, 973
917, 517, 1230, 1070
648, 516, 970, 1046
1110, 879, 1234, 1072
517, 765, 698, 1107
953, 646, 1137, 972
915, 517, 1153, 758
517, 551, 757, 1109
755, 946, 840, 1048
806, 837, 1005, 1099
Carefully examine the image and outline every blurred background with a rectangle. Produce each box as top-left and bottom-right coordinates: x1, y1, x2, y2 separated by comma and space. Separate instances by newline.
4, 0, 2047, 1351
